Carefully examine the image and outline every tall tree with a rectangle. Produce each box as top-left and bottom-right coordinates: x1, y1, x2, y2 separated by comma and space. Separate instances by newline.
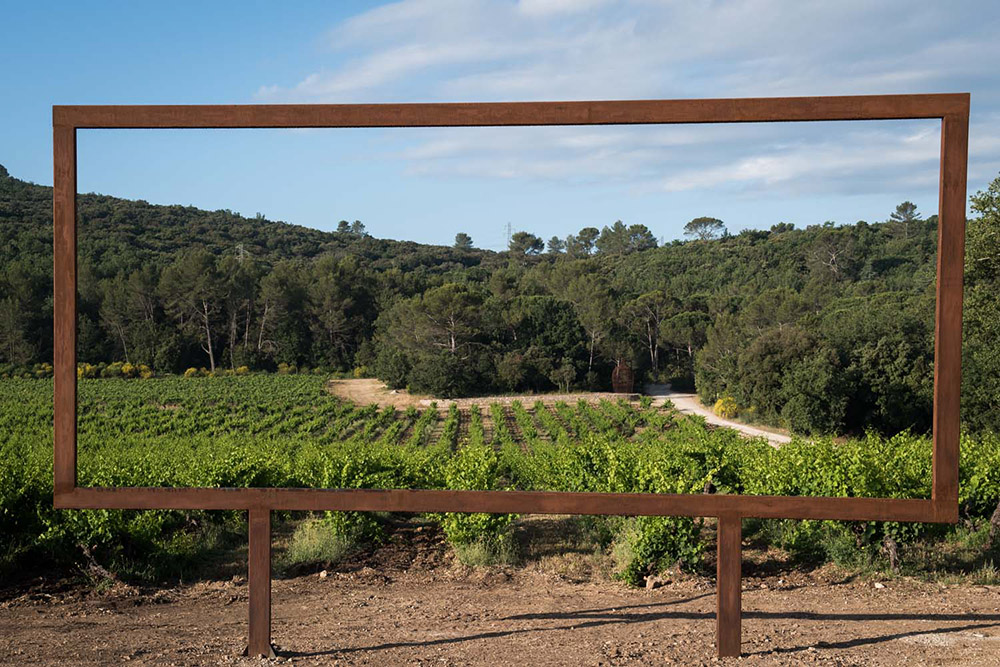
257, 261, 310, 365
387, 283, 483, 357
454, 232, 474, 250
565, 227, 600, 257
509, 231, 544, 256
219, 254, 260, 370
0, 297, 31, 365
683, 216, 726, 240
596, 220, 630, 256
159, 249, 224, 372
349, 220, 367, 237
888, 201, 920, 240
623, 291, 676, 373
563, 274, 614, 375
546, 236, 565, 254
627, 223, 658, 252
99, 274, 133, 363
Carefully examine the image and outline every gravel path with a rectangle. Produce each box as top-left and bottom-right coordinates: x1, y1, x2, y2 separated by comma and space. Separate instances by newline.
646, 384, 792, 446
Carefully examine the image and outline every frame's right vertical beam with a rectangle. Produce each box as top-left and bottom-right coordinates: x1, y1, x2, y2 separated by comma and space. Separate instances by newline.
932, 108, 969, 512
717, 514, 742, 657
53, 122, 77, 497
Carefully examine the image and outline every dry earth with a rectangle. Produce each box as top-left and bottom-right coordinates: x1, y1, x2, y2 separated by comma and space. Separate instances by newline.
3, 522, 1000, 666
327, 378, 637, 412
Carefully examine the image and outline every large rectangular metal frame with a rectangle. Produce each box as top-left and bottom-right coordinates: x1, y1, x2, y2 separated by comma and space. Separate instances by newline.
52, 93, 969, 658
52, 93, 969, 523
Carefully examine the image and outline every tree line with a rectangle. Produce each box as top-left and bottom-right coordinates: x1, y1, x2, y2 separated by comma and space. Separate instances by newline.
1, 163, 998, 435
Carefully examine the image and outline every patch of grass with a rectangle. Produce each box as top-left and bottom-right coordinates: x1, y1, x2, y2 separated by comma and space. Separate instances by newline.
452, 534, 518, 567
902, 519, 1000, 583
970, 561, 1000, 585
279, 518, 359, 572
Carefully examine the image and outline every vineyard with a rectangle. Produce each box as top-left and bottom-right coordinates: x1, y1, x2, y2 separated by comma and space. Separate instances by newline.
2, 374, 1000, 585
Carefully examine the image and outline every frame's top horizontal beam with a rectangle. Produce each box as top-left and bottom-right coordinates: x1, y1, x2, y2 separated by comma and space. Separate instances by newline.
53, 93, 970, 129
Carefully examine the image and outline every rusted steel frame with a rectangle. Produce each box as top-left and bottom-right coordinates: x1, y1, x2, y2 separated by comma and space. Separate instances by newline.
247, 509, 275, 659
52, 94, 968, 517
55, 487, 954, 522
932, 111, 969, 511
52, 94, 969, 660
716, 515, 742, 658
53, 124, 76, 496
53, 94, 968, 129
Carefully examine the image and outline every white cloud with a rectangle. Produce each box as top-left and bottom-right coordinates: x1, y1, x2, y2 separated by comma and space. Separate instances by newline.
517, 0, 614, 18
659, 127, 941, 194
256, 0, 1000, 198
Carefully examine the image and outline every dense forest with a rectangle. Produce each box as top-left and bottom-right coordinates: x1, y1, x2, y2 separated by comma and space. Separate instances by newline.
1, 163, 998, 435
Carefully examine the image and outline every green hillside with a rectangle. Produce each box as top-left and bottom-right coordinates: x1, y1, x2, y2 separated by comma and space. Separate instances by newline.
2, 163, 998, 435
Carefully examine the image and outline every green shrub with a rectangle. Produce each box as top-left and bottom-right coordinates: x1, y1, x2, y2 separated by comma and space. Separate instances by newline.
281, 518, 357, 570
613, 516, 704, 586
101, 361, 124, 378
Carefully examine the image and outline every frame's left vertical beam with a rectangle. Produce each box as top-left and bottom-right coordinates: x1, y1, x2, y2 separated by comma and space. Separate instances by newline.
53, 122, 77, 497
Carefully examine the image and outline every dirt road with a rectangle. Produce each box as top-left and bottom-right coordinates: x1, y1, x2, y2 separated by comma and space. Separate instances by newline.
646, 384, 792, 446
327, 378, 636, 411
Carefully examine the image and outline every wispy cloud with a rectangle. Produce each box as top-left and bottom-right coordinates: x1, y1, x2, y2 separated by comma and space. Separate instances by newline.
257, 0, 1000, 201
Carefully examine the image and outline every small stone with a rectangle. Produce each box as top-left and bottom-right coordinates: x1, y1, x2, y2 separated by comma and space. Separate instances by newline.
873, 582, 885, 589
319, 570, 328, 579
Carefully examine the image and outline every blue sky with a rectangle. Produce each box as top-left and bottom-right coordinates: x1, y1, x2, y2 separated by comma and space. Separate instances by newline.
3, 1, 1000, 250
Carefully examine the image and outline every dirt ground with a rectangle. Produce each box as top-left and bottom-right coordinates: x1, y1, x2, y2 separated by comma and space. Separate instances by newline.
327, 378, 636, 411
3, 521, 1000, 666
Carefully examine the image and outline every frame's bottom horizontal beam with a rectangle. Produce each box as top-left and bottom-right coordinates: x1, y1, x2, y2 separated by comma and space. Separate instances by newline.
55, 487, 957, 523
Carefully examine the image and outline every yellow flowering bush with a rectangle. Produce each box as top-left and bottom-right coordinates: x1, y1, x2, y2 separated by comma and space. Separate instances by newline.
713, 395, 740, 419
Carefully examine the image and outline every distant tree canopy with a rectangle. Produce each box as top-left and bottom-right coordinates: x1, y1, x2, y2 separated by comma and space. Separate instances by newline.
888, 201, 921, 240
595, 221, 658, 255
509, 231, 544, 255
3, 162, 999, 435
684, 216, 727, 240
337, 220, 367, 237
566, 226, 599, 257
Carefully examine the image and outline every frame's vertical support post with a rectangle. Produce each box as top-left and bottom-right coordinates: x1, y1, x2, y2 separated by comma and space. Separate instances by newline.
248, 508, 275, 658
932, 108, 969, 517
717, 514, 742, 658
52, 122, 77, 497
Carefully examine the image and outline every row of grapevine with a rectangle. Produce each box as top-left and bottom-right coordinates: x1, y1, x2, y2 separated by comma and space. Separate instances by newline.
3, 376, 1000, 586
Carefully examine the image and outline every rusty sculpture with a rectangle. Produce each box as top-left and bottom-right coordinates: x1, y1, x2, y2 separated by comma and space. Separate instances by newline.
611, 360, 634, 393
52, 94, 968, 658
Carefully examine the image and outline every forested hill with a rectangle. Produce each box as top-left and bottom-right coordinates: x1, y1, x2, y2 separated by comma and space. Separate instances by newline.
0, 165, 490, 275
2, 162, 998, 436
